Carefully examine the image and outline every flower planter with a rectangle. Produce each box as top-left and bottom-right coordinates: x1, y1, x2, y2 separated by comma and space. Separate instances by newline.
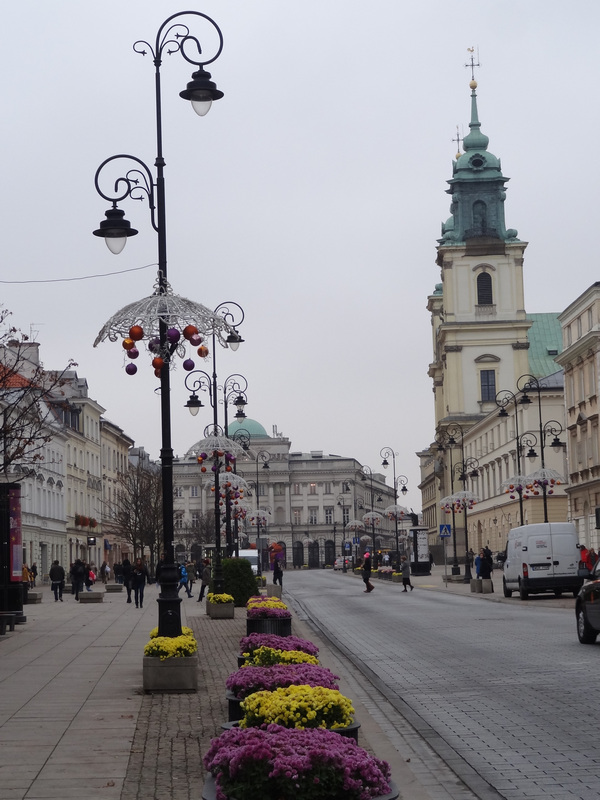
392, 574, 402, 583
202, 772, 399, 800
246, 617, 292, 637
208, 602, 235, 619
220, 719, 361, 743
226, 690, 243, 722
142, 655, 198, 693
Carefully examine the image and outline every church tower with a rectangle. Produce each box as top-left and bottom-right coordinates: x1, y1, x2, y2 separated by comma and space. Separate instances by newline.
428, 76, 531, 432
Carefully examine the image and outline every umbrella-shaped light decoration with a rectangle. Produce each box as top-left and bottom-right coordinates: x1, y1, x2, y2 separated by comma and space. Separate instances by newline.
360, 534, 373, 544
248, 509, 272, 527
362, 511, 384, 527
302, 538, 316, 546
93, 275, 236, 377
345, 519, 365, 533
384, 504, 409, 521
524, 467, 564, 496
440, 491, 479, 514
500, 475, 530, 500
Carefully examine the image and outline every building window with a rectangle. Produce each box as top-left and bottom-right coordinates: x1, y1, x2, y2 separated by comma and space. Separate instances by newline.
325, 506, 333, 525
588, 308, 594, 331
174, 514, 184, 530
292, 483, 301, 495
308, 507, 318, 525
293, 509, 302, 525
274, 483, 285, 496
477, 272, 493, 305
342, 481, 351, 492
342, 507, 349, 525
190, 485, 198, 498
323, 482, 332, 494
191, 512, 200, 528
309, 483, 317, 495
174, 486, 184, 498
480, 370, 496, 402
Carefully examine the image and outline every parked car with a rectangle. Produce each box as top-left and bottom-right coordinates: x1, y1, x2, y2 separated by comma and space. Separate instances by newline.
575, 559, 600, 643
334, 557, 353, 570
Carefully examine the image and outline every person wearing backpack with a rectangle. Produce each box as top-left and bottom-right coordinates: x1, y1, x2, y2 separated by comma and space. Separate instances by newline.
178, 563, 193, 597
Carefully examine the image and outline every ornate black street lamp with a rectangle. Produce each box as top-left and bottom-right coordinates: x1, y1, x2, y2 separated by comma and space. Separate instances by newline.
516, 374, 565, 523
336, 493, 349, 571
495, 388, 526, 526
435, 423, 468, 576
250, 451, 270, 575
92, 11, 228, 637
452, 456, 480, 582
380, 447, 408, 571
361, 466, 383, 564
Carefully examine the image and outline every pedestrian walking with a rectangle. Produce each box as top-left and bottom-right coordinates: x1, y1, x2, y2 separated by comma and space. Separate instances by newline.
186, 561, 197, 594
122, 558, 133, 603
273, 559, 283, 586
131, 558, 150, 608
198, 559, 211, 601
30, 563, 38, 587
71, 559, 85, 600
22, 563, 31, 587
49, 560, 65, 601
400, 555, 413, 592
178, 563, 193, 597
362, 552, 374, 593
113, 562, 123, 584
476, 550, 493, 581
100, 561, 108, 584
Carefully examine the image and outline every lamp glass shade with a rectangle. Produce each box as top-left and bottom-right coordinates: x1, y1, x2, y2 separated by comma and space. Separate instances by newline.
105, 236, 127, 255
191, 98, 212, 117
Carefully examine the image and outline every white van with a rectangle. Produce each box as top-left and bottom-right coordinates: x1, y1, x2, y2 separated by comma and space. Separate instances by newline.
237, 549, 259, 576
502, 522, 583, 600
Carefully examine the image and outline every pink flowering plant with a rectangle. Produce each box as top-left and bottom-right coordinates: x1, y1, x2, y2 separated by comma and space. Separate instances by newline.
239, 633, 319, 658
246, 604, 292, 620
226, 664, 340, 699
204, 723, 392, 800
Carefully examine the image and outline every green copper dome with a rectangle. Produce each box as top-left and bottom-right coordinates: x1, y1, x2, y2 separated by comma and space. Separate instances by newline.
439, 79, 519, 245
227, 418, 269, 438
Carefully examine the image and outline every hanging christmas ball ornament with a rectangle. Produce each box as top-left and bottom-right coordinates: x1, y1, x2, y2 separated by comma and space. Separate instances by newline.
225, 465, 232, 472
129, 325, 144, 341
183, 359, 195, 371
200, 453, 207, 460
198, 345, 209, 358
125, 363, 138, 376
189, 333, 202, 347
122, 338, 135, 351
128, 348, 139, 359
183, 325, 198, 340
201, 466, 206, 473
167, 327, 181, 344
149, 337, 161, 353
152, 357, 164, 371
197, 456, 204, 464
154, 368, 162, 378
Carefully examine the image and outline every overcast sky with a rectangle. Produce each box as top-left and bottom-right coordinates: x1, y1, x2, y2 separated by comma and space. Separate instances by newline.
1, 1, 598, 505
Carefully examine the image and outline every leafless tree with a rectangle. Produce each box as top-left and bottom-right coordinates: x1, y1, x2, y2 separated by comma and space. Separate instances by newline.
0, 309, 76, 476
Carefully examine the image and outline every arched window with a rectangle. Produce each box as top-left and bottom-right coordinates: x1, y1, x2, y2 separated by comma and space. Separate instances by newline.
477, 272, 493, 305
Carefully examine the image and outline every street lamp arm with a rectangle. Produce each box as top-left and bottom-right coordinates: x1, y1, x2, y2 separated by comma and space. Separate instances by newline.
133, 11, 224, 68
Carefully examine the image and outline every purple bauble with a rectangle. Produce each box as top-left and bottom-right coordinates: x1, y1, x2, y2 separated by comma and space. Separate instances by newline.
125, 363, 138, 376
128, 347, 139, 359
183, 358, 195, 371
167, 327, 181, 344
149, 337, 160, 353
189, 333, 202, 347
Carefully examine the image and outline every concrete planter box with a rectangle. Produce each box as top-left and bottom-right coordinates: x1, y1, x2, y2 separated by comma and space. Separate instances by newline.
78, 592, 104, 603
392, 574, 402, 583
246, 617, 292, 637
221, 719, 361, 743
202, 773, 399, 800
105, 584, 123, 593
208, 602, 235, 619
266, 585, 282, 598
25, 591, 43, 604
470, 579, 483, 593
142, 655, 198, 693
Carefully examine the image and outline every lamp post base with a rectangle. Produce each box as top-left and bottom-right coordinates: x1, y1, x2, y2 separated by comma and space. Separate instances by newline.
157, 563, 183, 637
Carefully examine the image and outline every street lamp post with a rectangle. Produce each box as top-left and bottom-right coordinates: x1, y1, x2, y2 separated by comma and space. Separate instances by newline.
453, 456, 479, 582
361, 466, 383, 564
336, 493, 348, 571
252, 451, 270, 576
435, 424, 467, 576
380, 447, 408, 571
516, 375, 565, 523
495, 388, 526, 526
92, 11, 226, 637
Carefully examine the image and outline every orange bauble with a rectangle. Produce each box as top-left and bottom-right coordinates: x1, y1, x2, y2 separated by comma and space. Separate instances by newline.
183, 325, 198, 340
201, 467, 207, 473
197, 345, 209, 358
129, 325, 144, 341
152, 357, 164, 370
122, 338, 135, 350
154, 368, 162, 378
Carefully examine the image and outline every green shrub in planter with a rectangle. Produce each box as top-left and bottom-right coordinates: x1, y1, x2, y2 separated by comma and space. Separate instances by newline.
222, 558, 258, 607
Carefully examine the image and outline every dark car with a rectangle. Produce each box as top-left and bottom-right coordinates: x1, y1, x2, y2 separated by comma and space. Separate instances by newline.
575, 559, 600, 643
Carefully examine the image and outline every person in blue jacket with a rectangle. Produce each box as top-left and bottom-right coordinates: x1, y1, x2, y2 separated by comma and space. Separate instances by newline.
177, 563, 193, 597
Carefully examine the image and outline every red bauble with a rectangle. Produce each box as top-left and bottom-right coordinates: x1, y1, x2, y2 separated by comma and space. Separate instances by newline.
129, 325, 144, 341
152, 357, 164, 370
183, 325, 198, 340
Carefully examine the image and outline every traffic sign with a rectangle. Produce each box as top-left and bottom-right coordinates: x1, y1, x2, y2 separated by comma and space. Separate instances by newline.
439, 524, 451, 538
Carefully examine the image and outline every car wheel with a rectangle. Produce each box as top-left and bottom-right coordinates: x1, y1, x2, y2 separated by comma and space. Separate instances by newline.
519, 582, 528, 601
554, 590, 563, 597
577, 606, 598, 644
503, 578, 512, 598
573, 589, 580, 598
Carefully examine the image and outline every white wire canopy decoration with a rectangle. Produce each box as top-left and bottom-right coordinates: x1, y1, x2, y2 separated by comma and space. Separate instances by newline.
93, 275, 235, 376
440, 491, 479, 514
362, 511, 384, 527
345, 519, 365, 532
384, 504, 410, 521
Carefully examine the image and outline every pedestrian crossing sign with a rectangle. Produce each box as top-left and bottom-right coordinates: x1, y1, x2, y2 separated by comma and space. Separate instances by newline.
439, 524, 451, 538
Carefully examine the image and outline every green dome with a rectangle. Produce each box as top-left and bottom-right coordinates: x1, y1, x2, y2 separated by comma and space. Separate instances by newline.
227, 418, 269, 438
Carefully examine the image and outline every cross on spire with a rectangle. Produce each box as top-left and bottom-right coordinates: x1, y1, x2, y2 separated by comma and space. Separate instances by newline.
464, 47, 481, 81
452, 125, 463, 159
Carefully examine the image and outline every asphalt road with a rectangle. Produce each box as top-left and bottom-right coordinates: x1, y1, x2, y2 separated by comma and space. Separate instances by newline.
283, 568, 598, 800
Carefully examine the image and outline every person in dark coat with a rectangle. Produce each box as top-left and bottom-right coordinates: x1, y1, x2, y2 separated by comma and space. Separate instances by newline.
197, 559, 211, 602
362, 552, 374, 593
477, 550, 493, 581
71, 559, 85, 601
131, 558, 150, 608
49, 560, 65, 601
273, 559, 283, 586
122, 558, 133, 603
